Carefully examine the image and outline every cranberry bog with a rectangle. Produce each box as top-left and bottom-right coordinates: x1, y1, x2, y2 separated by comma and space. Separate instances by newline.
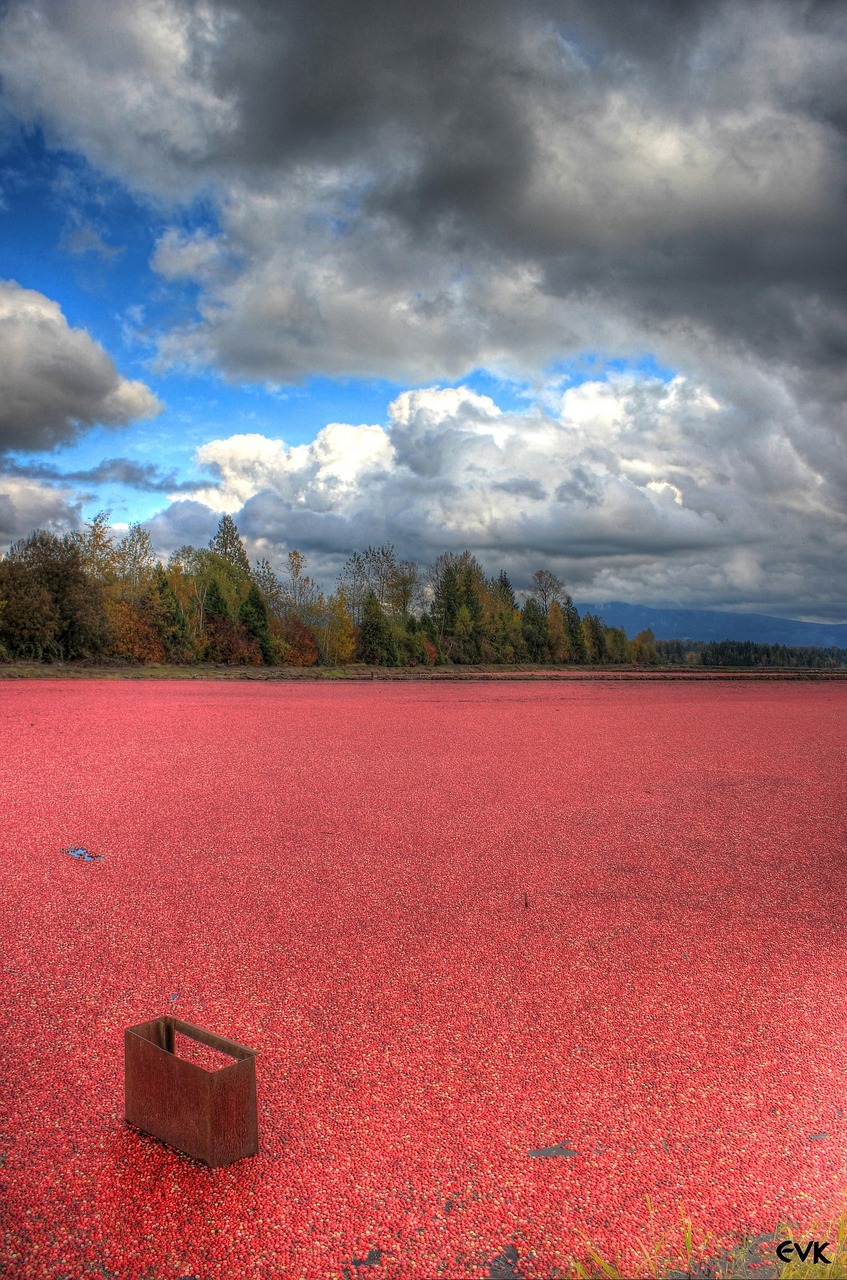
1, 679, 845, 1279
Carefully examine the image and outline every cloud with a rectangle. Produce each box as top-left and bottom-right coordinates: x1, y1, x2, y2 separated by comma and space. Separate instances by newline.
1, 1, 844, 385
0, 476, 82, 548
145, 378, 847, 619
0, 0, 238, 198
2, 1, 845, 616
3, 455, 199, 493
61, 221, 124, 260
0, 281, 162, 450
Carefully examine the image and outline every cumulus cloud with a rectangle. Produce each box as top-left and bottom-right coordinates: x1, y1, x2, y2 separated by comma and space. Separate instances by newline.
0, 0, 238, 197
144, 379, 846, 619
2, 1, 845, 385
0, 281, 162, 450
0, 476, 82, 548
2, 0, 845, 615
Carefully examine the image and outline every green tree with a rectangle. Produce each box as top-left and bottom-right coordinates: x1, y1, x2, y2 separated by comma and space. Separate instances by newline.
69, 510, 118, 583
581, 612, 606, 664
480, 573, 524, 662
239, 580, 273, 663
521, 597, 549, 661
564, 599, 587, 662
205, 577, 231, 622
493, 570, 517, 610
4, 530, 107, 659
115, 523, 157, 597
208, 514, 251, 576
604, 625, 630, 664
0, 559, 59, 658
357, 590, 398, 665
149, 565, 191, 660
430, 555, 461, 648
253, 558, 286, 618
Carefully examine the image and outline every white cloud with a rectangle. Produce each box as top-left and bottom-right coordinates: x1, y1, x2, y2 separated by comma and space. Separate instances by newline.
0, 281, 162, 450
187, 424, 395, 512
144, 373, 844, 615
1, 0, 845, 615
0, 0, 237, 197
151, 228, 229, 281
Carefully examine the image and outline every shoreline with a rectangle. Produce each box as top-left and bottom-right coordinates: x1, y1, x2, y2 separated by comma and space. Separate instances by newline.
1, 662, 845, 682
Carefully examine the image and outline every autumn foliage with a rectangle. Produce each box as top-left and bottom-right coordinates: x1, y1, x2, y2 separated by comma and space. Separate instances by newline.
5, 515, 841, 670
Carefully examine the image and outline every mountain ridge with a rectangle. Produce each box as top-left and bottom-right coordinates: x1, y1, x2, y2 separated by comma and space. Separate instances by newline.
574, 602, 847, 648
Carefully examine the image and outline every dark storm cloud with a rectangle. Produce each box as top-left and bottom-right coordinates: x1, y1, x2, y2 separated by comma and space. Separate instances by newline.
1, 0, 846, 614
4, 0, 846, 378
2, 456, 200, 493
0, 281, 161, 450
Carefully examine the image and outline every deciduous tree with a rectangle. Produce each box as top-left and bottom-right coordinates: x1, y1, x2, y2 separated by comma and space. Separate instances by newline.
529, 568, 566, 615
5, 530, 107, 659
547, 600, 568, 662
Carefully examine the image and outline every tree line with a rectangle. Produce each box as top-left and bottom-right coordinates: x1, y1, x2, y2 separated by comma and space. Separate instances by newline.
656, 638, 847, 670
0, 513, 839, 669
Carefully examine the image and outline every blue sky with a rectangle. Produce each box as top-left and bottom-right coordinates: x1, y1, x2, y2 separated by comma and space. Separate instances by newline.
1, 1, 845, 620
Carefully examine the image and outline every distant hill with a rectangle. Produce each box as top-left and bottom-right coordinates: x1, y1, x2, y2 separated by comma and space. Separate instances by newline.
574, 601, 847, 649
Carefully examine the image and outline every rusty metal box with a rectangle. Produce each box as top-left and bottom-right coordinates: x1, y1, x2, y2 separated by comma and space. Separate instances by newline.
124, 1016, 259, 1168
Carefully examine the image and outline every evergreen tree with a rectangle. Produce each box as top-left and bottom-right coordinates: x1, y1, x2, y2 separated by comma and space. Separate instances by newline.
208, 515, 251, 575
205, 577, 231, 621
481, 574, 524, 662
493, 570, 517, 610
149, 565, 190, 660
239, 581, 273, 662
0, 559, 59, 659
521, 597, 548, 661
604, 626, 630, 664
581, 612, 606, 664
564, 599, 587, 662
456, 560, 484, 661
357, 591, 398, 665
432, 558, 461, 647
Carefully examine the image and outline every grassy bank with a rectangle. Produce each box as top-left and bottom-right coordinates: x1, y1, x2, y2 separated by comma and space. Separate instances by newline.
569, 1204, 847, 1278
1, 660, 846, 681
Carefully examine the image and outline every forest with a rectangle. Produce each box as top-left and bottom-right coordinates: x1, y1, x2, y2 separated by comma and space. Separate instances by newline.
0, 513, 844, 669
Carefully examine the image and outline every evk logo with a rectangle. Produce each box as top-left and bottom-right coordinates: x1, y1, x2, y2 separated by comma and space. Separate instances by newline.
776, 1240, 833, 1265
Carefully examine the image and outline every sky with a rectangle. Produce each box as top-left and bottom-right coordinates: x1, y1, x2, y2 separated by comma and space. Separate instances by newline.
1, 0, 845, 620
